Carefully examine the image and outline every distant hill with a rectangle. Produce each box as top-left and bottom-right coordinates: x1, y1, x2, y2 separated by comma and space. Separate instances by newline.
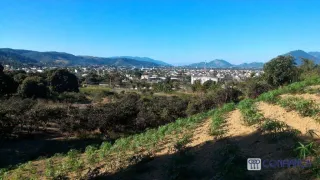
283, 50, 320, 65
0, 48, 168, 67
308, 51, 320, 59
111, 56, 172, 66
3, 48, 320, 68
0, 49, 38, 66
188, 59, 233, 68
188, 59, 264, 69
236, 62, 264, 69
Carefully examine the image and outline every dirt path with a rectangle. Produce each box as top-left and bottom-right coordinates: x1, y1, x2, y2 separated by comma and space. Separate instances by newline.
154, 118, 213, 156
224, 109, 257, 138
257, 102, 320, 136
187, 118, 213, 147
280, 94, 320, 103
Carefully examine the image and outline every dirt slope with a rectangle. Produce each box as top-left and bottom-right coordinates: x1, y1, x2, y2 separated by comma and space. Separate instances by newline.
187, 118, 213, 147
224, 109, 257, 138
257, 102, 320, 136
280, 94, 320, 103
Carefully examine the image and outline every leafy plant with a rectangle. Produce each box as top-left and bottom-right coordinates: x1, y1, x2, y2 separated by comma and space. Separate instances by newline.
45, 159, 55, 178
278, 97, 320, 117
174, 133, 192, 151
295, 142, 315, 159
261, 119, 287, 133
99, 142, 112, 160
210, 102, 235, 136
238, 99, 263, 125
65, 149, 83, 172
85, 145, 99, 165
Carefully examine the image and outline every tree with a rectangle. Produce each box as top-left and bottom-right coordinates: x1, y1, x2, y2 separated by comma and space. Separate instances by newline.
244, 78, 272, 98
263, 56, 299, 87
191, 80, 203, 92
203, 80, 214, 90
133, 70, 142, 79
18, 76, 48, 98
300, 58, 315, 72
0, 64, 18, 97
299, 58, 319, 80
85, 72, 100, 85
13, 73, 27, 84
49, 69, 79, 93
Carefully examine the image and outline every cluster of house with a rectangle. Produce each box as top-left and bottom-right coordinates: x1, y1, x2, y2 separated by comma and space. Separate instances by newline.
3, 64, 263, 85
189, 69, 262, 84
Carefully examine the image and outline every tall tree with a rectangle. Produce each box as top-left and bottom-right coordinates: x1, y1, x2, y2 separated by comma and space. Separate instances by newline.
0, 64, 18, 96
18, 76, 48, 98
49, 69, 79, 93
263, 56, 299, 87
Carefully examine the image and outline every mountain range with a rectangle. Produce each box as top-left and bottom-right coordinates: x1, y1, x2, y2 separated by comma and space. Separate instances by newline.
0, 48, 171, 67
1, 48, 320, 68
187, 50, 320, 68
188, 59, 264, 69
284, 50, 320, 65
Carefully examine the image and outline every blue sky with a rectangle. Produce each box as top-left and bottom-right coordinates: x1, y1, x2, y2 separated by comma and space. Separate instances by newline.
1, 0, 320, 65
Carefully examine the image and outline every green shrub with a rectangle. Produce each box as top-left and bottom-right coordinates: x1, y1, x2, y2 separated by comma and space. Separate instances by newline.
174, 133, 192, 151
65, 149, 83, 171
238, 99, 263, 125
57, 92, 90, 103
278, 97, 320, 117
85, 145, 99, 165
295, 142, 315, 159
261, 119, 287, 133
210, 103, 236, 136
99, 142, 112, 159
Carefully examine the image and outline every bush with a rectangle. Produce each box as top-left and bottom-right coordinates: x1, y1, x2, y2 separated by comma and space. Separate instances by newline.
213, 86, 242, 105
49, 69, 79, 93
18, 76, 48, 98
57, 92, 90, 103
0, 69, 18, 97
278, 97, 320, 117
244, 79, 272, 98
263, 55, 299, 87
186, 95, 216, 116
238, 99, 263, 125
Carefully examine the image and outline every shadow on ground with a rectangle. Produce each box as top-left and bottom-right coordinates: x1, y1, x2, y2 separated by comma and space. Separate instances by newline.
91, 129, 312, 180
0, 136, 104, 168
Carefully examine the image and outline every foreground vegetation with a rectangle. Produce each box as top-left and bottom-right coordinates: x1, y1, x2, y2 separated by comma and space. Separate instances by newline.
1, 56, 320, 179
1, 110, 216, 179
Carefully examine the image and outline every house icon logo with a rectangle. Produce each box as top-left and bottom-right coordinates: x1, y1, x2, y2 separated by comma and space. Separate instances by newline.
247, 158, 261, 170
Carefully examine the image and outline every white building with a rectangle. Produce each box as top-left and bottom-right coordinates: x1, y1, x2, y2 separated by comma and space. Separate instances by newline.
141, 74, 149, 80
191, 75, 219, 84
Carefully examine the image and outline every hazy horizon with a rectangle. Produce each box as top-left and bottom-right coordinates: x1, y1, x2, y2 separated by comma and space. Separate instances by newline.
1, 0, 320, 64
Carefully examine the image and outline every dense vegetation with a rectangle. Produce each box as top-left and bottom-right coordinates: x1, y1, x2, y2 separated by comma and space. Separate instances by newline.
1, 56, 320, 140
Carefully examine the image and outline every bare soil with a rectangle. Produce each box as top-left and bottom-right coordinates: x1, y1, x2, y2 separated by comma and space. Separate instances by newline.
257, 102, 320, 136
281, 94, 320, 103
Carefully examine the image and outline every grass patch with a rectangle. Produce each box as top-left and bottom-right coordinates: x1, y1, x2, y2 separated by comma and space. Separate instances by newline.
261, 119, 287, 133
258, 77, 320, 103
238, 99, 263, 125
277, 97, 320, 117
173, 133, 193, 151
210, 102, 236, 136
